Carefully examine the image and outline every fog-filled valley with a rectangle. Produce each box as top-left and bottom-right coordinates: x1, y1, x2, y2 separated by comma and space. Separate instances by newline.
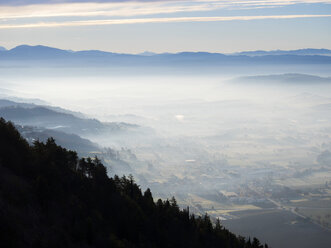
1, 46, 331, 248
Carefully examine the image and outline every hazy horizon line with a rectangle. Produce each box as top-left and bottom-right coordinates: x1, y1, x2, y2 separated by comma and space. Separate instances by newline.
1, 43, 331, 55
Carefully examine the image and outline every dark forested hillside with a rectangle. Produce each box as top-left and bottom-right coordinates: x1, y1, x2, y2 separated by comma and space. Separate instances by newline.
0, 118, 267, 248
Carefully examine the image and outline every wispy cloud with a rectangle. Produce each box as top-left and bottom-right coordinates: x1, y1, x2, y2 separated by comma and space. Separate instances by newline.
2, 1, 229, 19
0, 14, 330, 29
0, 0, 330, 4
1, 0, 330, 19
0, 0, 330, 30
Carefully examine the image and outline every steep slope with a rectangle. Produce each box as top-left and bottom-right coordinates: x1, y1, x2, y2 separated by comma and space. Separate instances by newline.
0, 118, 267, 248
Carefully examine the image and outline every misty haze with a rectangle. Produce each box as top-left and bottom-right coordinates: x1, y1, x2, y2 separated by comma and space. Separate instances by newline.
1, 49, 331, 247
1, 0, 331, 247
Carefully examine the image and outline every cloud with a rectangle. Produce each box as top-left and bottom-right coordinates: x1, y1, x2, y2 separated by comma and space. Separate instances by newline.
0, 0, 330, 3
0, 14, 330, 29
0, 2, 221, 19
0, 0, 330, 30
0, 0, 129, 5
1, 0, 331, 19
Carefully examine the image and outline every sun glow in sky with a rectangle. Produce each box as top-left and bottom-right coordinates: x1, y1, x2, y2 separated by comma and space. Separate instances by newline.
0, 0, 331, 53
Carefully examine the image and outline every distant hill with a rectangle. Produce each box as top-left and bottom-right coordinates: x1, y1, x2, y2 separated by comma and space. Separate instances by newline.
0, 46, 6, 51
0, 101, 137, 136
233, 73, 331, 84
16, 125, 100, 154
312, 103, 331, 112
0, 99, 34, 108
0, 99, 85, 118
1, 45, 331, 67
0, 117, 266, 248
0, 99, 155, 149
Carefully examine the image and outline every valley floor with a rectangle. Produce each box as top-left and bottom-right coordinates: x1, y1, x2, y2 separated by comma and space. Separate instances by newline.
223, 209, 331, 248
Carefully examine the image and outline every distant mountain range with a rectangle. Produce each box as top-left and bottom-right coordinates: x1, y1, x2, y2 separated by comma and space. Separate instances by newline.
233, 48, 331, 56
1, 45, 331, 67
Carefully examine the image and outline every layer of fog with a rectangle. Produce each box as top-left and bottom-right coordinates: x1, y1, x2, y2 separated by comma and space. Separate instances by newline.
1, 65, 331, 197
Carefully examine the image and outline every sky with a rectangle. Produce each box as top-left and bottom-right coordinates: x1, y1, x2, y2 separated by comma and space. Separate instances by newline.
0, 0, 331, 53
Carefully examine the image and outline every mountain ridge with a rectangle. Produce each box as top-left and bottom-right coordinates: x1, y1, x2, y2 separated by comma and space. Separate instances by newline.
2, 45, 331, 56
233, 48, 331, 56
1, 45, 331, 66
